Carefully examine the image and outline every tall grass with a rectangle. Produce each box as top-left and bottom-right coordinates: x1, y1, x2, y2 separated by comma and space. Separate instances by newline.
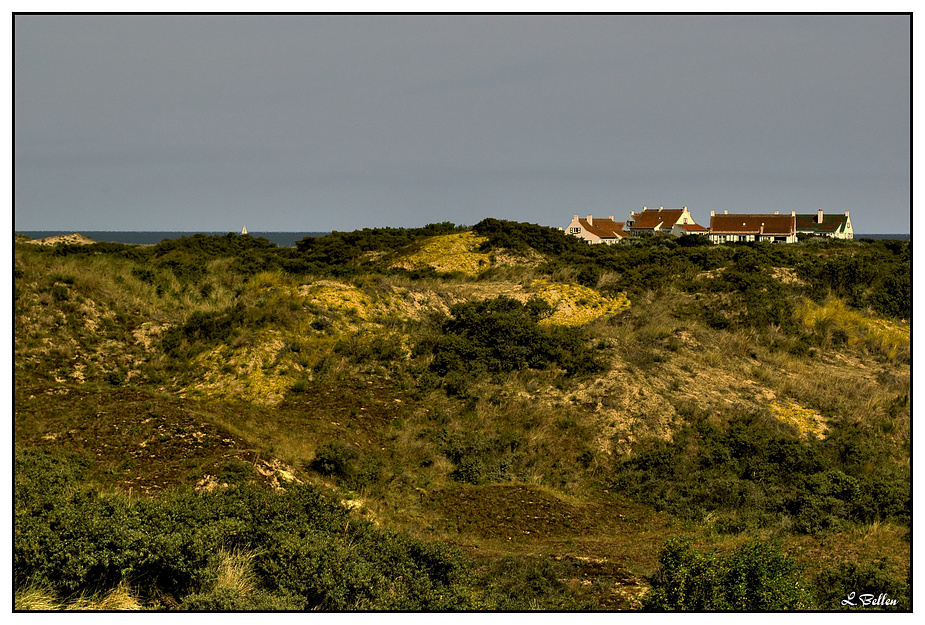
796, 297, 910, 361
15, 583, 144, 611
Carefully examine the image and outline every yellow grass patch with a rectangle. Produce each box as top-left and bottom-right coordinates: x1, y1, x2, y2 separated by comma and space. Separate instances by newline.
796, 298, 909, 360
532, 279, 630, 326
299, 280, 375, 321
189, 329, 297, 406
392, 232, 491, 275
769, 400, 828, 439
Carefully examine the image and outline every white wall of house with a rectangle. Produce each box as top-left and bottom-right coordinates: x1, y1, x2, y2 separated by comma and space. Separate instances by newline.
834, 212, 853, 239
565, 215, 601, 244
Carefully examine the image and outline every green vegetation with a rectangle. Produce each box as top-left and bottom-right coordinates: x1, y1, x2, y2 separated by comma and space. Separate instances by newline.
614, 409, 910, 535
15, 224, 910, 610
14, 448, 476, 610
643, 538, 811, 610
422, 296, 606, 385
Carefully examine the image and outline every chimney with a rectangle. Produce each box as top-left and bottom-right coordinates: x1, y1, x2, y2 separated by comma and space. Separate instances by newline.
659, 206, 664, 211
845, 211, 850, 217
573, 215, 579, 221
791, 211, 796, 217
609, 215, 614, 221
710, 210, 715, 217
724, 210, 728, 215
642, 206, 647, 211
587, 214, 593, 226
817, 208, 824, 223
774, 211, 779, 215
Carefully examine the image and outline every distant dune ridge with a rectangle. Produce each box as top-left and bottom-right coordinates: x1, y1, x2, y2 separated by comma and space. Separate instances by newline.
22, 232, 96, 246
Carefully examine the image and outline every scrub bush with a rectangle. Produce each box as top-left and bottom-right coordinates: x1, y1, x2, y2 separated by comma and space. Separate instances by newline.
643, 538, 810, 610
424, 296, 605, 383
14, 448, 479, 610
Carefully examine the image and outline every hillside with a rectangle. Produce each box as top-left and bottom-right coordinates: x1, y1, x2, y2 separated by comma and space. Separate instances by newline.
13, 222, 911, 610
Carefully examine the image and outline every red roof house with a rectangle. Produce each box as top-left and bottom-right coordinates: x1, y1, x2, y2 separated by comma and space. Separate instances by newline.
625, 206, 703, 236
564, 214, 630, 245
708, 211, 797, 243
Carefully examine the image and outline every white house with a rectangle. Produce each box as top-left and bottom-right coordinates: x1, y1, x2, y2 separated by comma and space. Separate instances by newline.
708, 211, 798, 244
795, 210, 853, 239
564, 214, 630, 245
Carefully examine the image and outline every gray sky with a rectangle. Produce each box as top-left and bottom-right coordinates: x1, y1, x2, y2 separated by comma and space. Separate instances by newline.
14, 14, 911, 234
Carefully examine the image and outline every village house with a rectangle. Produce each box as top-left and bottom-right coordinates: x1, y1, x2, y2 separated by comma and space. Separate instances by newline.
795, 209, 853, 239
671, 222, 709, 237
564, 214, 630, 245
624, 206, 704, 237
708, 210, 797, 244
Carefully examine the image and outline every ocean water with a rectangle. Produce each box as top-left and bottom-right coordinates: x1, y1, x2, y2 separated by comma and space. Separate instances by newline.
16, 231, 328, 248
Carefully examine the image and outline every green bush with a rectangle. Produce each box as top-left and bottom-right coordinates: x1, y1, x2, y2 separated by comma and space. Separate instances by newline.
438, 429, 524, 485
424, 296, 605, 384
309, 441, 382, 491
643, 538, 810, 610
811, 559, 910, 611
613, 412, 909, 535
14, 448, 481, 610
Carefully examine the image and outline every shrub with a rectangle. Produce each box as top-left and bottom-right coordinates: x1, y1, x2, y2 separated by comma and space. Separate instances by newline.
613, 413, 909, 535
438, 430, 523, 485
643, 538, 810, 610
309, 441, 381, 491
811, 559, 910, 611
15, 448, 481, 610
425, 296, 605, 383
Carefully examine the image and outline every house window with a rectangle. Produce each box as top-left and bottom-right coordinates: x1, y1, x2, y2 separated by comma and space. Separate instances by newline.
569, 227, 581, 234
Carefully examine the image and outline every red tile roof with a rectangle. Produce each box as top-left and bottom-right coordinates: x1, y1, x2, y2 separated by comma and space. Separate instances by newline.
677, 223, 708, 232
710, 214, 795, 235
630, 209, 685, 230
579, 218, 628, 239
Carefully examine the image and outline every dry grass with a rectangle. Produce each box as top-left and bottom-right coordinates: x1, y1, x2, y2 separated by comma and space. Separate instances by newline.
797, 297, 910, 360
212, 548, 259, 597
16, 583, 144, 611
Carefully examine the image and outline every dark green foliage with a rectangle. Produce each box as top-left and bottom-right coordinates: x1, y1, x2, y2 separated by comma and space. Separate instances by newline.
438, 429, 524, 485
160, 302, 284, 359
812, 559, 910, 611
796, 240, 910, 319
614, 412, 910, 534
294, 222, 467, 274
473, 218, 590, 256
334, 333, 405, 364
643, 538, 810, 610
423, 296, 605, 385
309, 441, 382, 490
218, 458, 257, 485
156, 258, 206, 285
477, 556, 598, 610
15, 448, 478, 610
105, 368, 127, 386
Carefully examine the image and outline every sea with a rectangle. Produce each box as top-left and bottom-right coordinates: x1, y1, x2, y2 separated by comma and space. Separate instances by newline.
15, 231, 328, 248
15, 231, 910, 247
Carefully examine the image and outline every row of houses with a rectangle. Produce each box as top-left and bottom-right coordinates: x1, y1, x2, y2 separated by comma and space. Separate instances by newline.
564, 206, 853, 245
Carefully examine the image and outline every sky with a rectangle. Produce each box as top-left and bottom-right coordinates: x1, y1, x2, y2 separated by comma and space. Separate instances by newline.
13, 14, 911, 234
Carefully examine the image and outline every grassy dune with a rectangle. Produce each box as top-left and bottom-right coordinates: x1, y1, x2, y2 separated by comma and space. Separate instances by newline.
14, 226, 911, 610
